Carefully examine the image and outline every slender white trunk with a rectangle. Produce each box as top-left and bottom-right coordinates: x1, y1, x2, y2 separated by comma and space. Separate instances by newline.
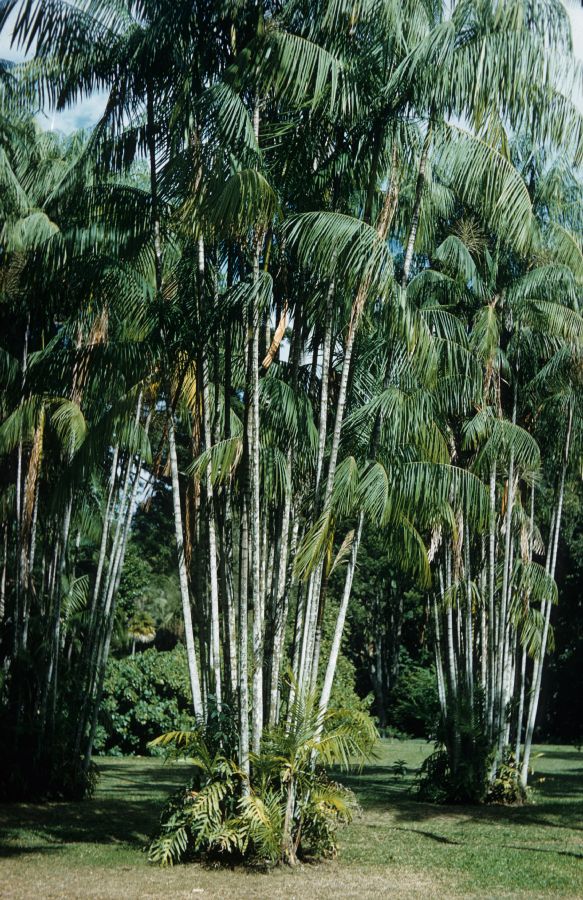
290, 581, 306, 689
446, 603, 457, 700
464, 521, 473, 704
515, 647, 527, 763
93, 446, 119, 618
487, 461, 497, 737
497, 460, 516, 741
238, 497, 250, 780
494, 387, 518, 754
434, 597, 447, 717
268, 497, 295, 726
203, 368, 222, 711
78, 406, 142, 754
168, 412, 203, 719
300, 284, 335, 696
520, 404, 572, 785
298, 562, 322, 694
250, 233, 263, 754
318, 514, 363, 719
85, 452, 131, 706
515, 485, 536, 765
84, 440, 146, 770
315, 279, 334, 497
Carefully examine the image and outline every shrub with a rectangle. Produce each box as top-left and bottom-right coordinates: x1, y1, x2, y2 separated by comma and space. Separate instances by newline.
415, 692, 530, 806
326, 644, 374, 714
486, 750, 530, 805
148, 689, 377, 867
391, 664, 440, 738
415, 693, 492, 803
94, 647, 195, 756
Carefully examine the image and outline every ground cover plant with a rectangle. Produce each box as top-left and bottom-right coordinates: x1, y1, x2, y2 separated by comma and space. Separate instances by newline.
1, 740, 583, 898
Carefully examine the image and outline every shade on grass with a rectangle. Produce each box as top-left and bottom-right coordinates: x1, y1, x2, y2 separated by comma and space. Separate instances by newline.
1, 740, 582, 898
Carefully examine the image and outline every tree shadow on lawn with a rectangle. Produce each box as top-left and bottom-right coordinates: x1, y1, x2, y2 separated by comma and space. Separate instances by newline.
0, 761, 187, 858
534, 748, 583, 762
339, 762, 583, 835
389, 789, 583, 834
95, 760, 187, 797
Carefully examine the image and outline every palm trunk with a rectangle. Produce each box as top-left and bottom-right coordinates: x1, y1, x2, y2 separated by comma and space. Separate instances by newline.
13, 318, 30, 655
514, 647, 527, 764
318, 514, 363, 719
497, 420, 517, 746
49, 487, 74, 724
434, 596, 447, 717
20, 412, 44, 649
168, 412, 203, 719
83, 437, 147, 771
268, 498, 296, 726
515, 485, 536, 764
197, 236, 222, 710
281, 779, 297, 865
297, 278, 335, 697
250, 232, 263, 754
315, 279, 335, 498
92, 445, 119, 621
221, 311, 237, 699
290, 579, 306, 689
203, 364, 222, 711
520, 402, 572, 785
486, 460, 497, 739
221, 490, 237, 700
464, 520, 473, 704
401, 122, 432, 286
82, 444, 139, 751
74, 445, 125, 755
298, 173, 399, 700
298, 564, 322, 695
238, 496, 250, 779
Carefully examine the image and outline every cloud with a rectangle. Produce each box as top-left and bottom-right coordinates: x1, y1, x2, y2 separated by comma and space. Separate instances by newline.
36, 93, 109, 134
0, 7, 106, 133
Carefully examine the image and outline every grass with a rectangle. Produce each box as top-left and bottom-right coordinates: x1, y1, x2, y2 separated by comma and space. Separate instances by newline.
1, 740, 582, 898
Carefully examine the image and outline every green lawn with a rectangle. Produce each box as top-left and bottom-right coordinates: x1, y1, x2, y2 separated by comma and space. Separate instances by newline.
1, 740, 582, 898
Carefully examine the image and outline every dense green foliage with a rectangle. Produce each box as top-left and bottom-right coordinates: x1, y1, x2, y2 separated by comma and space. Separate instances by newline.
148, 692, 376, 867
94, 648, 195, 756
391, 662, 439, 738
0, 0, 581, 817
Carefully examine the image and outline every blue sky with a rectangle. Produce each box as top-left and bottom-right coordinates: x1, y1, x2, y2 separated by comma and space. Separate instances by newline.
0, 1, 581, 133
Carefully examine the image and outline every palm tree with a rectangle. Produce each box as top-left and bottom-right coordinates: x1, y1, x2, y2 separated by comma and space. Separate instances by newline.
0, 0, 581, 803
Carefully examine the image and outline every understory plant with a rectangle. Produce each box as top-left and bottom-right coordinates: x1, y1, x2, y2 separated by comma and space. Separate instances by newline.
416, 695, 529, 805
94, 647, 196, 756
148, 689, 377, 867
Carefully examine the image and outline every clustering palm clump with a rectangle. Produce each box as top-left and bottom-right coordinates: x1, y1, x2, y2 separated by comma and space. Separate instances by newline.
148, 687, 375, 867
0, 0, 581, 836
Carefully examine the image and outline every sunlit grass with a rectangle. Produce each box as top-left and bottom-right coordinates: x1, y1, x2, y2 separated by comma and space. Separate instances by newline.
1, 740, 582, 898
